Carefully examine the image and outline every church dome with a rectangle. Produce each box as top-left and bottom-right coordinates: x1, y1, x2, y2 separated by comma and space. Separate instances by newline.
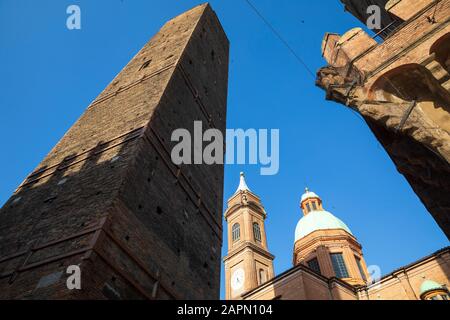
301, 190, 320, 202
420, 280, 444, 295
294, 210, 352, 241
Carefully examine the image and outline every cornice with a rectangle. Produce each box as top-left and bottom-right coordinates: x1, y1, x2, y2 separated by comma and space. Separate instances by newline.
224, 201, 266, 220
365, 246, 450, 289
223, 241, 275, 262
293, 229, 362, 253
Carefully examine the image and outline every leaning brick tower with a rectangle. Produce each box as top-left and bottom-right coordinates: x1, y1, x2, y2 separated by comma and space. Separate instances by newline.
0, 3, 229, 299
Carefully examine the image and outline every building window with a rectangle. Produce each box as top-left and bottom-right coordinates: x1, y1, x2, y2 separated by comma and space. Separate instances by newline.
305, 203, 311, 213
253, 223, 262, 242
307, 258, 321, 275
139, 60, 152, 71
330, 253, 349, 278
232, 223, 240, 242
427, 293, 450, 300
312, 201, 317, 211
139, 60, 152, 70
258, 269, 266, 285
355, 256, 367, 281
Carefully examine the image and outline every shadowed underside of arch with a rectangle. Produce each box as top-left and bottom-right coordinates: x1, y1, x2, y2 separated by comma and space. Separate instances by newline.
317, 21, 450, 238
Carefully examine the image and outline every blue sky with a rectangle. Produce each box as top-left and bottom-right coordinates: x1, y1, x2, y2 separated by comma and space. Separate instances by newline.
0, 0, 448, 299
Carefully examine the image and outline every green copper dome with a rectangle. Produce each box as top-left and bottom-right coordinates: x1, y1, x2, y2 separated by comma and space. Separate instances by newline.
295, 210, 352, 241
420, 280, 444, 295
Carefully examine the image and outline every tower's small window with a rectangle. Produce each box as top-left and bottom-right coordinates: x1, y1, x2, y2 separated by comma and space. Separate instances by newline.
331, 253, 349, 278
258, 269, 266, 285
307, 258, 321, 275
253, 223, 261, 242
355, 256, 367, 281
305, 203, 311, 213
232, 223, 240, 242
312, 201, 317, 211
139, 60, 152, 71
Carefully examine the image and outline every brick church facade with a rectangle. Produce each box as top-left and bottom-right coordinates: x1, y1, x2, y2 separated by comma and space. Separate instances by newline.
224, 173, 450, 300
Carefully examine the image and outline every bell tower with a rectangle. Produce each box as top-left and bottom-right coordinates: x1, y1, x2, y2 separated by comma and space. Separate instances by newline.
223, 173, 275, 300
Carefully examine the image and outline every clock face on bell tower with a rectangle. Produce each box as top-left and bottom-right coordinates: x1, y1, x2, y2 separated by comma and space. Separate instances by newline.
231, 268, 245, 291
223, 173, 275, 300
